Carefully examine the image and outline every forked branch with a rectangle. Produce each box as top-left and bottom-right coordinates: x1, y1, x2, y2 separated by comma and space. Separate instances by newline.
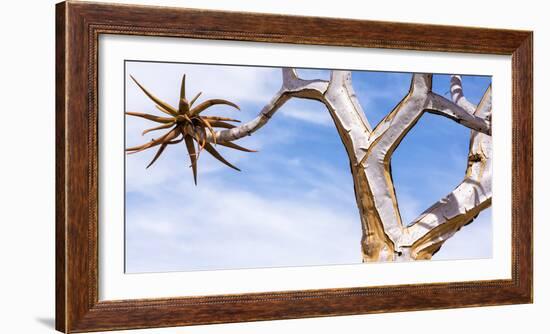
403, 76, 493, 259
211, 70, 491, 261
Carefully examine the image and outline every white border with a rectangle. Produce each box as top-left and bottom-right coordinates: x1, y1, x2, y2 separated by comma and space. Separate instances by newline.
98, 34, 512, 301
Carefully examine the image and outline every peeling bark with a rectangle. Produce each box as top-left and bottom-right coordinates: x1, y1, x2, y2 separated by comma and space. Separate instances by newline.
403, 77, 493, 260
210, 70, 492, 262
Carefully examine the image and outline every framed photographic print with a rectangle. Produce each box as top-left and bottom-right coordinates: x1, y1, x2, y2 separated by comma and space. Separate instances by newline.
56, 1, 533, 332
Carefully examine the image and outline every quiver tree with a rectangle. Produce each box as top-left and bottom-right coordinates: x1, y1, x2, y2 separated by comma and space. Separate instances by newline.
127, 69, 492, 262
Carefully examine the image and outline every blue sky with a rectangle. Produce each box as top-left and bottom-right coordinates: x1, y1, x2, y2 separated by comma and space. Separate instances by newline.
124, 61, 492, 273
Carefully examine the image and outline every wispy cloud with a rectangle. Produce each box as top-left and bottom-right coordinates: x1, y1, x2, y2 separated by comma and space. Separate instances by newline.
279, 107, 333, 127
126, 179, 362, 273
126, 61, 281, 106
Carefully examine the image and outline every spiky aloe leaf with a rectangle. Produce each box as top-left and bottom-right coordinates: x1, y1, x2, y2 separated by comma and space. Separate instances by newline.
202, 116, 241, 123
209, 121, 236, 129
155, 104, 175, 116
184, 135, 198, 185
180, 74, 186, 101
127, 128, 177, 153
146, 143, 168, 168
130, 76, 178, 116
204, 143, 240, 171
190, 99, 240, 116
126, 112, 173, 124
189, 92, 202, 107
217, 141, 257, 152
178, 74, 190, 114
142, 122, 174, 136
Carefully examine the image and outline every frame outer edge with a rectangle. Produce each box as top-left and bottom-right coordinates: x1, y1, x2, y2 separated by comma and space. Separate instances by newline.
55, 2, 68, 332
57, 1, 96, 332
515, 32, 534, 303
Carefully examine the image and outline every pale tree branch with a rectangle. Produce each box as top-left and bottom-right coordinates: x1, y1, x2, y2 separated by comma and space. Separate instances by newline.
402, 78, 493, 259
450, 75, 477, 112
324, 71, 373, 133
363, 74, 434, 245
425, 93, 491, 135
208, 69, 328, 142
322, 71, 397, 261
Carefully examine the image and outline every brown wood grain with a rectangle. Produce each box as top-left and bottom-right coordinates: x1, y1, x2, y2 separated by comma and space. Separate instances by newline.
55, 1, 533, 332
55, 2, 67, 331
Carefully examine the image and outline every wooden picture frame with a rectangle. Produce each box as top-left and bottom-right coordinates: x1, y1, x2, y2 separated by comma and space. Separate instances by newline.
56, 1, 533, 332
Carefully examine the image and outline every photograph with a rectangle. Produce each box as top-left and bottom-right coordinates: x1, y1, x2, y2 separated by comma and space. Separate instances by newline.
124, 61, 493, 273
